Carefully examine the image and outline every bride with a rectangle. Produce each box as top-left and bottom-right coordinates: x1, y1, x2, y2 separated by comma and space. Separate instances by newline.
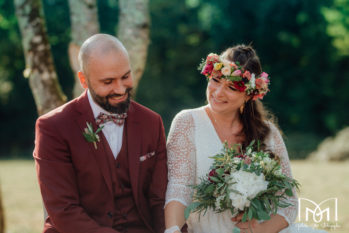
164, 45, 327, 233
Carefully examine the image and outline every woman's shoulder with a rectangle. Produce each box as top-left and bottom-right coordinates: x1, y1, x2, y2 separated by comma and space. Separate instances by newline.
172, 106, 206, 123
264, 120, 287, 150
265, 120, 280, 133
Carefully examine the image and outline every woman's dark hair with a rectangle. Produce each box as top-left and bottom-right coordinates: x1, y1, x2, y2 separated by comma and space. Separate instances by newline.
221, 45, 277, 153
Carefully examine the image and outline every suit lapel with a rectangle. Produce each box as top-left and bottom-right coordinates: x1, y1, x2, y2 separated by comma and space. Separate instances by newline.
74, 91, 113, 194
126, 102, 141, 205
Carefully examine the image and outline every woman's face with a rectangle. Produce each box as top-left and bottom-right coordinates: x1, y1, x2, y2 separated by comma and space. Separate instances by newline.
206, 77, 248, 115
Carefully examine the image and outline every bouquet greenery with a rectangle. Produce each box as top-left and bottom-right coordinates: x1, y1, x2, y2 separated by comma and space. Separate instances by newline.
185, 141, 299, 231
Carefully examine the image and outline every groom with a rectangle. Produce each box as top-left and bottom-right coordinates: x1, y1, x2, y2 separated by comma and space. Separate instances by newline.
34, 34, 167, 233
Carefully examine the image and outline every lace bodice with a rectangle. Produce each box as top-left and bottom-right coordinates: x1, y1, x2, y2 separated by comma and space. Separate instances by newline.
165, 106, 298, 229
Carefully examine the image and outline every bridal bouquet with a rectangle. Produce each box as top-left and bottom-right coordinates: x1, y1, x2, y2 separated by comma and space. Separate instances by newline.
185, 141, 299, 225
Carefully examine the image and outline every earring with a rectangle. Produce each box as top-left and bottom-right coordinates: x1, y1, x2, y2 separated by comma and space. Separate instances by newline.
239, 104, 245, 114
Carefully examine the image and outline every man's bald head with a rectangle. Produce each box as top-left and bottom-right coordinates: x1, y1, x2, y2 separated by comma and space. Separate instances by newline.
78, 34, 128, 74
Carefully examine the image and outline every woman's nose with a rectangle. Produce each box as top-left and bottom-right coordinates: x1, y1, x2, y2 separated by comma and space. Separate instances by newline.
214, 83, 225, 97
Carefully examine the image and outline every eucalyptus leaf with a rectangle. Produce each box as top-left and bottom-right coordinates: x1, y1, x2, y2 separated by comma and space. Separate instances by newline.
233, 227, 241, 233
285, 188, 293, 196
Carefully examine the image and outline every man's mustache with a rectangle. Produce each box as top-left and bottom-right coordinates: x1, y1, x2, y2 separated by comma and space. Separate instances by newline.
106, 88, 133, 99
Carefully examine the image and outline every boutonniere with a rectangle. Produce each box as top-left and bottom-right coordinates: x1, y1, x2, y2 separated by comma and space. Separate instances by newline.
83, 122, 104, 149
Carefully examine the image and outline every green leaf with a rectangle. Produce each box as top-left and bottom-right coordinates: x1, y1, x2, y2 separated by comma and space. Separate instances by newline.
205, 184, 215, 194
86, 122, 93, 132
248, 207, 253, 220
233, 227, 241, 233
95, 125, 104, 134
216, 168, 224, 175
228, 76, 242, 82
209, 176, 220, 183
285, 188, 293, 196
83, 133, 95, 142
242, 211, 248, 222
257, 209, 270, 220
184, 202, 201, 219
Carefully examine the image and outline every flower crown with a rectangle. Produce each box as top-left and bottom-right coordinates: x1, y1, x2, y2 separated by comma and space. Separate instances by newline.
199, 53, 270, 100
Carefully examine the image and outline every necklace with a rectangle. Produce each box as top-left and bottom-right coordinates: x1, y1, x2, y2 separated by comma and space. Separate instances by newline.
206, 107, 243, 138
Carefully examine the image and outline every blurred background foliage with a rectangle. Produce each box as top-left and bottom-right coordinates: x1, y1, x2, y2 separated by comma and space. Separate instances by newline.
0, 0, 348, 159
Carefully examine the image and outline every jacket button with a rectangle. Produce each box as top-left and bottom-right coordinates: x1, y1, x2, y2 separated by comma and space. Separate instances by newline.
107, 212, 113, 218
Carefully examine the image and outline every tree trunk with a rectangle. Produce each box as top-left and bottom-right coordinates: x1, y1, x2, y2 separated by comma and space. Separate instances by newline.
68, 0, 100, 97
14, 0, 66, 116
0, 187, 4, 233
117, 0, 150, 91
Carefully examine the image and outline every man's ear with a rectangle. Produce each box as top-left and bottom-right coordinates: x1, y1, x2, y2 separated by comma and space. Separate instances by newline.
78, 71, 88, 89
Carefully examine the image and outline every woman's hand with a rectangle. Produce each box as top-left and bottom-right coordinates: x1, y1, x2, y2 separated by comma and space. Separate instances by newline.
231, 213, 288, 233
231, 213, 262, 233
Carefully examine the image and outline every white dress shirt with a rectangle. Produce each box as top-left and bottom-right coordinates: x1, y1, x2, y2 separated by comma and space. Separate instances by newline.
87, 90, 124, 159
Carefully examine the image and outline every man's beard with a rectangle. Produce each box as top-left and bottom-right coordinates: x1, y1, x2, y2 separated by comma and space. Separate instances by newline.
90, 87, 132, 114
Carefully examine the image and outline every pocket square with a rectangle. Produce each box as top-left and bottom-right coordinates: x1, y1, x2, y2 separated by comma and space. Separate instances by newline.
140, 151, 155, 162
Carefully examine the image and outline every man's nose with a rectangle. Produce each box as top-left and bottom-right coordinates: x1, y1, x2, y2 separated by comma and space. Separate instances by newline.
112, 80, 126, 94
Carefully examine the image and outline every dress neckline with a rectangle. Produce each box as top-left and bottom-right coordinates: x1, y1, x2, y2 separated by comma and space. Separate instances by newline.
200, 105, 225, 146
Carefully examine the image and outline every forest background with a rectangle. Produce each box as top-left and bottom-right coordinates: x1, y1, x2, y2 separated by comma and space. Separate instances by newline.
0, 0, 349, 159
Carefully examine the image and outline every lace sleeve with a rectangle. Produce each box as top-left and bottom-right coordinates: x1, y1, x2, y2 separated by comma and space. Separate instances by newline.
165, 110, 196, 207
266, 122, 298, 225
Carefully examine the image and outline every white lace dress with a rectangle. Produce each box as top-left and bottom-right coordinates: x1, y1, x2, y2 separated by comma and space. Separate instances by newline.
165, 106, 327, 233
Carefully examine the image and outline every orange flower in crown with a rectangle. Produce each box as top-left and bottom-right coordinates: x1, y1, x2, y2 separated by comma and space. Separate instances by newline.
199, 53, 270, 100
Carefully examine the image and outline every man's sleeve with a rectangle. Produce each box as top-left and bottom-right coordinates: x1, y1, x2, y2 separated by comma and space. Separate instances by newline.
34, 117, 119, 233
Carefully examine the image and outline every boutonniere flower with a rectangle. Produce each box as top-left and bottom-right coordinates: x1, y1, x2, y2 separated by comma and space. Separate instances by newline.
83, 122, 103, 149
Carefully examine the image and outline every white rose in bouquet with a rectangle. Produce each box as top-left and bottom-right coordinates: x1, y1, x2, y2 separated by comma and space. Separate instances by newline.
228, 170, 269, 210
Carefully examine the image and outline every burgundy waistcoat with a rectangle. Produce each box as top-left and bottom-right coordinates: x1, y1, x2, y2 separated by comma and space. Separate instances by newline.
107, 125, 152, 233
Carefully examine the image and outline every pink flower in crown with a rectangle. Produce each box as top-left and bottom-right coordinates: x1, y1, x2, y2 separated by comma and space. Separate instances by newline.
201, 63, 214, 76
243, 71, 251, 80
206, 53, 220, 64
211, 69, 223, 78
232, 62, 238, 69
232, 70, 242, 76
260, 72, 269, 79
253, 93, 265, 100
255, 78, 268, 89
221, 66, 231, 76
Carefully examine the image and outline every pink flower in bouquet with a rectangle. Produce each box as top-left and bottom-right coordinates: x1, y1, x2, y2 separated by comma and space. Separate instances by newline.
244, 157, 252, 165
233, 81, 247, 92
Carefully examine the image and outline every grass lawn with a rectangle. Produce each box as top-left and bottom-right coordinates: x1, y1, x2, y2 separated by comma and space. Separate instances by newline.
0, 159, 348, 233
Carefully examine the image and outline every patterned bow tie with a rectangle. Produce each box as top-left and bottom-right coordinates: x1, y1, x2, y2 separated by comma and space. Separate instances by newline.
95, 112, 127, 126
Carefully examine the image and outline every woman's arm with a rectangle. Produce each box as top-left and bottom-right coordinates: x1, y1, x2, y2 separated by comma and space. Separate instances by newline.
165, 201, 186, 233
164, 110, 196, 233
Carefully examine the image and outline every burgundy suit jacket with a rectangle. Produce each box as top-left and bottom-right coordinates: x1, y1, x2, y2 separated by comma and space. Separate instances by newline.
34, 91, 168, 233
